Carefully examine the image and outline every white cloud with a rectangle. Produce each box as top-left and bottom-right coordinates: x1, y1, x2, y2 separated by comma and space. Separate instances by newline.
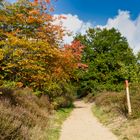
55, 11, 140, 53
54, 14, 92, 44
98, 10, 140, 53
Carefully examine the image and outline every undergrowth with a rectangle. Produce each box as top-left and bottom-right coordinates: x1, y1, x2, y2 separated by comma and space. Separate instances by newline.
0, 87, 51, 140
92, 83, 140, 140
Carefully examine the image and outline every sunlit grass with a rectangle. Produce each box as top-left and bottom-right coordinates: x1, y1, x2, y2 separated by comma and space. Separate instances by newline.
92, 103, 140, 140
46, 108, 73, 140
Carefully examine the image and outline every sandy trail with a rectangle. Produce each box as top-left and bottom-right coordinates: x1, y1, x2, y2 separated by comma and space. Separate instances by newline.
60, 101, 117, 140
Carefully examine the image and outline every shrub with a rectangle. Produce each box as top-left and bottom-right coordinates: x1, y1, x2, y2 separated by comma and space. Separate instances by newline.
94, 83, 140, 119
45, 81, 76, 109
129, 83, 140, 118
0, 87, 51, 140
94, 92, 128, 116
0, 81, 16, 89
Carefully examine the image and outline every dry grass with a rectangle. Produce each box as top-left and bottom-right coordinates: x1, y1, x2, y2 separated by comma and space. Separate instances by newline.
0, 87, 51, 140
92, 87, 140, 140
93, 104, 140, 140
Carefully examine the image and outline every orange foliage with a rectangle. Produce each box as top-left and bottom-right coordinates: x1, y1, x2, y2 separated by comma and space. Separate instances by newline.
0, 0, 87, 92
46, 0, 50, 4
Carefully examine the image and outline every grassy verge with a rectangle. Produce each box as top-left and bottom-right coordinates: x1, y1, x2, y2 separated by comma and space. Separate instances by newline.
0, 85, 74, 140
46, 107, 73, 140
92, 104, 117, 125
92, 92, 140, 140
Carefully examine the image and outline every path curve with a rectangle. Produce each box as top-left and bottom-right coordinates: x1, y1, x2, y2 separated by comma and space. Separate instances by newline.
60, 101, 117, 140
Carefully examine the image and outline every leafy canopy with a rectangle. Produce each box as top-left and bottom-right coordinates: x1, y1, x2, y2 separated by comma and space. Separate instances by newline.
75, 28, 137, 96
0, 0, 85, 102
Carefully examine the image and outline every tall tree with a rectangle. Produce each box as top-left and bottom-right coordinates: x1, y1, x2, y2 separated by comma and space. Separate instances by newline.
0, 0, 85, 106
75, 28, 137, 96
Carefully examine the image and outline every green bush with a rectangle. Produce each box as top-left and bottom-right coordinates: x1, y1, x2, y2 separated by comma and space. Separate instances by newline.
45, 81, 76, 109
0, 81, 17, 89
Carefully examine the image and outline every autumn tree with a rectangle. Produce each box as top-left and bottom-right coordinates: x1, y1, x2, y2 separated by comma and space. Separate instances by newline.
0, 0, 85, 107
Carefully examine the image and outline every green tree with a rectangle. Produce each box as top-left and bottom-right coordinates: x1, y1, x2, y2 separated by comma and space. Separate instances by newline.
75, 28, 137, 97
137, 52, 140, 61
137, 52, 140, 82
0, 0, 4, 9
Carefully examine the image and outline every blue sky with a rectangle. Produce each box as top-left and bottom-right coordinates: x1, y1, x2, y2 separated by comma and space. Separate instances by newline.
7, 0, 140, 25
53, 0, 140, 25
53, 0, 140, 53
6, 0, 140, 52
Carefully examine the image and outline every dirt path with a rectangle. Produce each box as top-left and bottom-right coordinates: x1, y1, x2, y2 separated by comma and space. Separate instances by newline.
60, 101, 118, 140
